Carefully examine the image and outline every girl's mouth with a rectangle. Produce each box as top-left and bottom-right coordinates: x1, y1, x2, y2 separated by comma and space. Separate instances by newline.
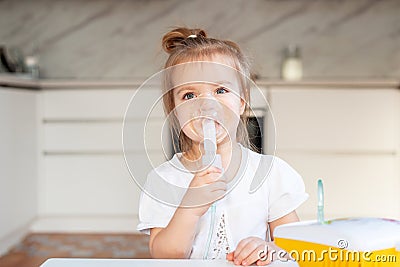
191, 118, 227, 140
215, 121, 229, 140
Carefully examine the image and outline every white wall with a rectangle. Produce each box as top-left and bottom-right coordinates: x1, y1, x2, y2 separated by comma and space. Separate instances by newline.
0, 87, 38, 255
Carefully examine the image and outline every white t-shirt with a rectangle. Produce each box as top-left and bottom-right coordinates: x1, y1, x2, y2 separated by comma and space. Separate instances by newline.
137, 144, 309, 259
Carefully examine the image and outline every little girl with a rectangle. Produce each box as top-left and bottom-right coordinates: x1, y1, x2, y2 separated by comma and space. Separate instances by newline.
137, 27, 308, 266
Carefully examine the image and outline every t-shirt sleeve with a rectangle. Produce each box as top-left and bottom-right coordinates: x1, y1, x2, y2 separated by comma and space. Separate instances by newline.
136, 170, 177, 235
267, 157, 309, 222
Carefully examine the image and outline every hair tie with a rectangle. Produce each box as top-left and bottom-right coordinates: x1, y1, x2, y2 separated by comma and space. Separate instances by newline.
187, 34, 197, 38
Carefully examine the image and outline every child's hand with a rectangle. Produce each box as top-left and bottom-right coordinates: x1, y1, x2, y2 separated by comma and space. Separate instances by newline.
180, 166, 226, 217
226, 237, 289, 266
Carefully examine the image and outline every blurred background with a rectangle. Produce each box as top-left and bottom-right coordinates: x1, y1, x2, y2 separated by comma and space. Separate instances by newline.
1, 0, 399, 266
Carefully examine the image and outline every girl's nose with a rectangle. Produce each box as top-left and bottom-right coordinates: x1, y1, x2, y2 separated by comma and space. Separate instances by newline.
198, 97, 221, 117
200, 99, 214, 113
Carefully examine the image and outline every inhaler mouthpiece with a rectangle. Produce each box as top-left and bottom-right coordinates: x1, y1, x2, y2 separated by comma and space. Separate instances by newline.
195, 98, 223, 169
202, 119, 221, 168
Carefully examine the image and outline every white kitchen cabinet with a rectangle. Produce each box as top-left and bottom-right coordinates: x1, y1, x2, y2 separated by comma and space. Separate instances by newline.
38, 88, 167, 232
36, 85, 400, 232
277, 152, 400, 220
268, 88, 400, 220
43, 119, 166, 152
0, 87, 39, 254
42, 89, 163, 120
42, 155, 138, 215
41, 153, 165, 216
268, 88, 400, 152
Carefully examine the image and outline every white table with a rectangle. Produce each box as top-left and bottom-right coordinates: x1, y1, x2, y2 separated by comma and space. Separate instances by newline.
40, 258, 299, 267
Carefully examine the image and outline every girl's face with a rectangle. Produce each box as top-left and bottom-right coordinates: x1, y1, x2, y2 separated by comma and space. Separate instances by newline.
171, 56, 246, 146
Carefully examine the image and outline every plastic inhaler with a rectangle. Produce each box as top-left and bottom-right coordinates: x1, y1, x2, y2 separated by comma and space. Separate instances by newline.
200, 106, 224, 259
202, 119, 221, 259
197, 95, 223, 170
202, 119, 222, 169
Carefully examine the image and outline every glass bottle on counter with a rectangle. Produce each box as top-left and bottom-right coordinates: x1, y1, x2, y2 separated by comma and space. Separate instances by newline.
281, 44, 303, 81
24, 56, 39, 78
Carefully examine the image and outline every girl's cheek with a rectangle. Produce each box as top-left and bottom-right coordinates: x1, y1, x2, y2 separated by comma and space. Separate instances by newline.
181, 122, 202, 143
175, 110, 192, 129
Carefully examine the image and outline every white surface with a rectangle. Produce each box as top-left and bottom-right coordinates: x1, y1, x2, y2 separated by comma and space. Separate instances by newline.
274, 218, 400, 251
40, 258, 299, 267
0, 88, 39, 255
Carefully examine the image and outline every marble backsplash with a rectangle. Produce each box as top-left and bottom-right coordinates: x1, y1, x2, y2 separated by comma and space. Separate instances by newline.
0, 0, 399, 79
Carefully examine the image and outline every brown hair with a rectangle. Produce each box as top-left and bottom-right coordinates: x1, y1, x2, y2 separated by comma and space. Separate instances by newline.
161, 27, 254, 153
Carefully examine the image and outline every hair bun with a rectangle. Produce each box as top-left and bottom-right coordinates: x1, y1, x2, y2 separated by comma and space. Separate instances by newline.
162, 27, 207, 54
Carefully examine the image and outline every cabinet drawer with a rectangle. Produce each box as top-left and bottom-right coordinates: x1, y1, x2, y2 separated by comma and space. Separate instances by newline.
42, 88, 164, 120
41, 153, 166, 215
269, 88, 400, 152
43, 119, 168, 152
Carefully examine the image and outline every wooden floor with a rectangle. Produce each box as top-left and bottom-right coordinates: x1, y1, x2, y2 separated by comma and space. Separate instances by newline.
0, 233, 151, 267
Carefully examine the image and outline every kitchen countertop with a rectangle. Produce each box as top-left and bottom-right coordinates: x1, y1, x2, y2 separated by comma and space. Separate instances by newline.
1, 74, 399, 90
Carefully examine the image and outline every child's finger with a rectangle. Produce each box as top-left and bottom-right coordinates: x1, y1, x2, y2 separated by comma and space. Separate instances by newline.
202, 173, 225, 184
241, 244, 269, 266
197, 166, 222, 176
236, 244, 262, 266
226, 251, 234, 261
232, 238, 253, 264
